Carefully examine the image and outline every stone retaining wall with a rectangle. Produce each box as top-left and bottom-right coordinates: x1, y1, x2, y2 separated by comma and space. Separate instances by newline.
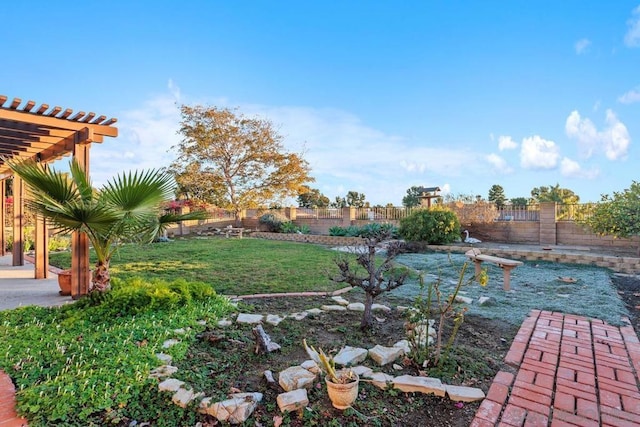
428, 245, 640, 274
251, 232, 365, 246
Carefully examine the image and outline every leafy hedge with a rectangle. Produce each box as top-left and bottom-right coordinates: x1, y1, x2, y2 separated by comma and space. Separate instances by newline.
0, 278, 234, 426
329, 223, 398, 238
399, 207, 460, 244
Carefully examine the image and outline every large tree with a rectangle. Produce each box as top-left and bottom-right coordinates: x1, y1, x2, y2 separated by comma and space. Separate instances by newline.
297, 187, 330, 208
488, 184, 506, 209
171, 105, 313, 222
8, 158, 204, 293
582, 181, 640, 255
531, 184, 579, 204
402, 185, 423, 208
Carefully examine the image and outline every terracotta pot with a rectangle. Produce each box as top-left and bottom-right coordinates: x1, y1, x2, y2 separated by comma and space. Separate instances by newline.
325, 371, 359, 410
57, 270, 72, 296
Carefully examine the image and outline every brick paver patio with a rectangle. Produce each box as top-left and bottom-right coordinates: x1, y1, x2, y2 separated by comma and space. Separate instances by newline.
472, 309, 640, 426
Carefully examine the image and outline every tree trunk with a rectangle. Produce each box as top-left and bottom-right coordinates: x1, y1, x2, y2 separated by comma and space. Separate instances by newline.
91, 261, 111, 293
361, 292, 374, 330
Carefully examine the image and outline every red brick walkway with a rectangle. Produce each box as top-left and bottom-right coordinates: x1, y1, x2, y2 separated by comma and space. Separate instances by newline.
0, 371, 27, 426
472, 309, 640, 426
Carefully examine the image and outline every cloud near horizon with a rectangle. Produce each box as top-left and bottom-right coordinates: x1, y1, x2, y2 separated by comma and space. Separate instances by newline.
565, 109, 630, 160
618, 86, 640, 104
519, 135, 560, 170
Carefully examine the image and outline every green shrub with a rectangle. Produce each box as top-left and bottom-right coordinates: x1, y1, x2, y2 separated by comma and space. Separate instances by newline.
329, 226, 347, 236
258, 212, 289, 232
399, 207, 460, 244
280, 221, 297, 233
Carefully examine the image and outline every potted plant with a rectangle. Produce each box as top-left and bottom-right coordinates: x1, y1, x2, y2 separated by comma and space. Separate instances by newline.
303, 340, 359, 410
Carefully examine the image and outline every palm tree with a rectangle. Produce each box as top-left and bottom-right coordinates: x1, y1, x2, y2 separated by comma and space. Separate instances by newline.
8, 158, 207, 293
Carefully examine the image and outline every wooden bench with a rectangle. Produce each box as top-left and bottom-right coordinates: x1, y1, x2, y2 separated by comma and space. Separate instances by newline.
223, 227, 244, 238
465, 249, 523, 291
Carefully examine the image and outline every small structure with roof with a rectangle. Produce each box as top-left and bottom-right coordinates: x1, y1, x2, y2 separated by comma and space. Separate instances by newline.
0, 95, 118, 298
416, 186, 441, 207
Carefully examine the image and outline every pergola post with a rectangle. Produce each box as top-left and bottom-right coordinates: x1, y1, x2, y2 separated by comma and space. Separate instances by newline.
12, 176, 24, 266
34, 215, 49, 279
0, 181, 5, 257
71, 141, 92, 298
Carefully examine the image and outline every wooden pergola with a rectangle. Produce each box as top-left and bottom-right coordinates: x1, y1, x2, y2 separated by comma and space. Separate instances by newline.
0, 95, 118, 298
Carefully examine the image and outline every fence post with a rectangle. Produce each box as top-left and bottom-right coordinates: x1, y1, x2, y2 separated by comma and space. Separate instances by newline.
286, 207, 297, 221
539, 202, 557, 245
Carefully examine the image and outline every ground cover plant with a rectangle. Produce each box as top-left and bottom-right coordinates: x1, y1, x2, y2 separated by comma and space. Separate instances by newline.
0, 278, 234, 426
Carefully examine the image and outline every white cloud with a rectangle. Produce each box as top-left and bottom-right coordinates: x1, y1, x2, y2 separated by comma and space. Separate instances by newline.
560, 157, 599, 179
602, 110, 630, 160
498, 135, 517, 151
519, 135, 560, 170
486, 153, 514, 174
565, 109, 630, 160
618, 87, 640, 104
575, 38, 591, 54
91, 83, 182, 186
625, 5, 640, 47
565, 110, 598, 158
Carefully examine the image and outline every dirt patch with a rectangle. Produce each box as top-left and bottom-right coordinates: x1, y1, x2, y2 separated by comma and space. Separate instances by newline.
172, 273, 640, 426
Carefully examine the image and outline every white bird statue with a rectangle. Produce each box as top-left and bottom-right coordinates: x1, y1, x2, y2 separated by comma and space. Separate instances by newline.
463, 230, 481, 244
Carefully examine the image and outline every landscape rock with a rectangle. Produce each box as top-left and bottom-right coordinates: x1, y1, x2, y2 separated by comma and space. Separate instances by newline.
149, 365, 179, 379
333, 346, 368, 366
155, 353, 173, 364
371, 303, 391, 312
392, 375, 446, 397
217, 318, 233, 327
162, 339, 180, 349
278, 366, 316, 391
304, 308, 323, 315
158, 378, 185, 392
445, 385, 486, 402
331, 296, 350, 306
289, 312, 309, 320
236, 313, 263, 324
393, 339, 411, 355
320, 304, 347, 311
369, 372, 395, 389
301, 360, 320, 374
368, 345, 404, 366
277, 389, 309, 413
173, 328, 188, 335
172, 387, 202, 408
351, 365, 374, 378
266, 314, 285, 326
200, 392, 263, 424
454, 295, 473, 304
477, 296, 493, 306
347, 302, 365, 311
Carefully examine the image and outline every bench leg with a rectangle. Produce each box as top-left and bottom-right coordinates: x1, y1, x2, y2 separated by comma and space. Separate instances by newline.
501, 266, 515, 291
473, 260, 483, 283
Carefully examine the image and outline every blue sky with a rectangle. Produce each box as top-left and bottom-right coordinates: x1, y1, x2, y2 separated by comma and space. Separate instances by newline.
2, 1, 640, 205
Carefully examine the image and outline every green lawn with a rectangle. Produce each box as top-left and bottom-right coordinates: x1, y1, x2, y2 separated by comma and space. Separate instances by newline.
49, 237, 347, 295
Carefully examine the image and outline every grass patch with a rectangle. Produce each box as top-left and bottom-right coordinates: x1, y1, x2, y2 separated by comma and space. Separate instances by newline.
49, 237, 347, 295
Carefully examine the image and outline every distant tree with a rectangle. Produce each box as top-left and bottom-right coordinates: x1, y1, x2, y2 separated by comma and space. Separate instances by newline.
331, 196, 346, 208
510, 197, 528, 207
530, 184, 579, 204
582, 182, 640, 255
171, 105, 313, 223
488, 185, 507, 209
443, 193, 477, 203
297, 188, 330, 208
346, 191, 367, 208
402, 186, 423, 208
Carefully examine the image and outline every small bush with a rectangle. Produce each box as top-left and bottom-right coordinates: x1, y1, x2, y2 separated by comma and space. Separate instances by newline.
258, 212, 289, 232
399, 207, 460, 244
329, 226, 347, 236
280, 221, 297, 233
